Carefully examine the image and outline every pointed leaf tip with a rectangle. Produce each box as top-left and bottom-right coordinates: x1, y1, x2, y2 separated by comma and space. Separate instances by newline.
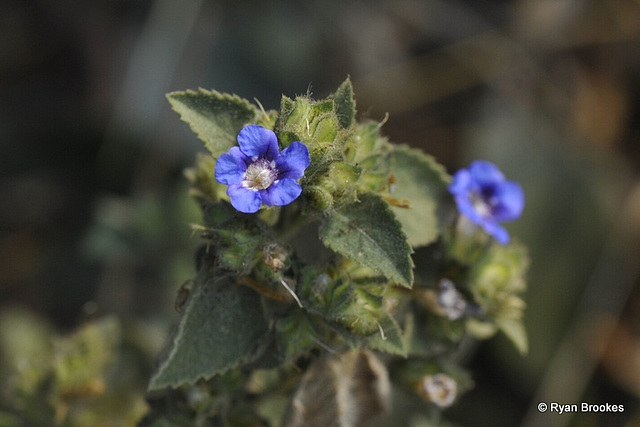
332, 77, 356, 130
320, 193, 413, 288
148, 274, 268, 390
167, 89, 258, 158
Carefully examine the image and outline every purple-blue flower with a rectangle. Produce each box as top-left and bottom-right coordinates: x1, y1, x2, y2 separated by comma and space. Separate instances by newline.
215, 125, 310, 213
448, 160, 524, 244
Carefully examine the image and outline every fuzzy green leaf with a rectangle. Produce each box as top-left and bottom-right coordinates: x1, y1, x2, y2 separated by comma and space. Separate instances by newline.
320, 193, 413, 288
389, 146, 451, 248
332, 77, 356, 129
275, 312, 319, 362
202, 202, 264, 274
167, 89, 258, 158
363, 312, 406, 356
148, 275, 268, 390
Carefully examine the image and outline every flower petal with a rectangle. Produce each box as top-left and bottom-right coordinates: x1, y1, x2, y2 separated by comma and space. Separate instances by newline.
468, 160, 504, 187
276, 141, 310, 180
237, 125, 279, 160
215, 147, 247, 185
449, 160, 524, 245
227, 185, 262, 213
492, 181, 524, 222
481, 220, 510, 244
448, 169, 472, 196
454, 194, 484, 225
261, 179, 302, 206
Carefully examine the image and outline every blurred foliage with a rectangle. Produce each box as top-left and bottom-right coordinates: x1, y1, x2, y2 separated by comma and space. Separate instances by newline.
0, 309, 148, 426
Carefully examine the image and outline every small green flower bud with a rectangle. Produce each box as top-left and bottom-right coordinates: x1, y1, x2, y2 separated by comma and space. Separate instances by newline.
466, 243, 529, 352
284, 98, 311, 130
312, 115, 338, 143
342, 139, 357, 163
469, 243, 528, 314
316, 162, 361, 207
335, 287, 384, 336
352, 121, 386, 161
306, 185, 334, 211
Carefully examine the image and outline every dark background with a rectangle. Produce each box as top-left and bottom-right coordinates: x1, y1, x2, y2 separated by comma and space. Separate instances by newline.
2, 0, 640, 425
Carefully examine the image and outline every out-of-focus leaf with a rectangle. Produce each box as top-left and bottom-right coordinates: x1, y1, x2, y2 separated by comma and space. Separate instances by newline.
389, 145, 451, 248
53, 316, 120, 397
0, 308, 54, 400
497, 318, 528, 355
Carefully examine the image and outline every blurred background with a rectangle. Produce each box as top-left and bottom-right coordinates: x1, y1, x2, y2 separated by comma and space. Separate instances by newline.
2, 0, 640, 425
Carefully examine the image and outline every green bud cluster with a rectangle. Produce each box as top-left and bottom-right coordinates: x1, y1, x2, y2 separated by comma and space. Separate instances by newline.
298, 268, 377, 334
466, 242, 529, 352
272, 80, 365, 212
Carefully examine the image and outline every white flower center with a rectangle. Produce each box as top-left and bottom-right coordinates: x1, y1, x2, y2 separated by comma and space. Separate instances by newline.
242, 159, 277, 190
437, 279, 467, 321
422, 374, 457, 408
470, 191, 494, 218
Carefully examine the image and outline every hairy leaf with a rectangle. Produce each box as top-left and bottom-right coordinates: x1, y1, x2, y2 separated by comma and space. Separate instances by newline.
332, 77, 356, 130
363, 312, 407, 356
167, 89, 258, 158
275, 312, 319, 362
202, 202, 264, 274
148, 275, 268, 390
320, 193, 413, 288
389, 146, 451, 248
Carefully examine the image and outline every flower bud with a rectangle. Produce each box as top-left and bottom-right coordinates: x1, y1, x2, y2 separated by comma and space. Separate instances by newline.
316, 162, 361, 208
306, 185, 334, 211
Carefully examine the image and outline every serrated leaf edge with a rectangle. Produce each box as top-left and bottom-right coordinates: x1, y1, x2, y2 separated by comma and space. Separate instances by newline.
320, 193, 414, 288
166, 89, 259, 157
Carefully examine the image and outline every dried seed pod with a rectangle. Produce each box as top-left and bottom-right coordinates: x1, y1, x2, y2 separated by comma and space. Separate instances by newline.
283, 349, 390, 427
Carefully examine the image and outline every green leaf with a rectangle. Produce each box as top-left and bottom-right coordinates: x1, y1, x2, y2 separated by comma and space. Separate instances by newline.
497, 318, 528, 355
167, 89, 258, 158
320, 193, 413, 288
202, 202, 265, 274
0, 308, 54, 399
331, 77, 356, 129
274, 94, 346, 178
275, 312, 319, 362
184, 153, 219, 202
53, 316, 121, 395
363, 312, 407, 356
148, 274, 268, 390
389, 145, 451, 248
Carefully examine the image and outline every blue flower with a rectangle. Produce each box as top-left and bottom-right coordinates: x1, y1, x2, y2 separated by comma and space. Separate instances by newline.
448, 160, 524, 244
215, 125, 310, 213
